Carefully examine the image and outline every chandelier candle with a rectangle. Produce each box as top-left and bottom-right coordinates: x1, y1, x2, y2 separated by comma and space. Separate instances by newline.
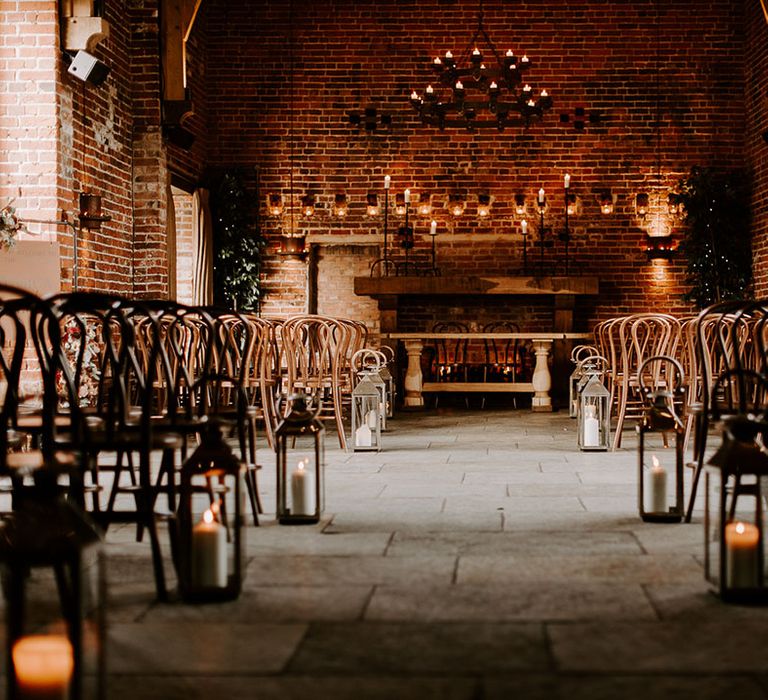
538, 188, 546, 274
430, 219, 438, 272
521, 219, 528, 273
192, 509, 227, 588
291, 460, 316, 517
383, 176, 390, 267
725, 521, 760, 589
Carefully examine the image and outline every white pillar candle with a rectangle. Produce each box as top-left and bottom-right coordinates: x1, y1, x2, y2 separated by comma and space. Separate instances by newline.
725, 521, 760, 589
404, 188, 411, 203
538, 187, 545, 205
583, 404, 599, 447
430, 220, 437, 235
384, 175, 390, 189
355, 423, 372, 448
13, 634, 73, 700
649, 455, 667, 513
367, 409, 378, 429
521, 219, 527, 234
291, 460, 316, 516
192, 508, 227, 588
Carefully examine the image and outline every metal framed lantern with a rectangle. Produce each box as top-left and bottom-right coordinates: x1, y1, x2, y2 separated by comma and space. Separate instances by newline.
274, 393, 325, 524
0, 472, 106, 700
703, 371, 768, 604
174, 421, 246, 602
379, 345, 397, 418
636, 355, 685, 523
569, 345, 598, 418
351, 375, 382, 452
577, 371, 611, 451
352, 349, 389, 431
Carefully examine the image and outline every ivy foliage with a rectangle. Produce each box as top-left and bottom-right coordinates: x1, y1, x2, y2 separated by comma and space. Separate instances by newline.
212, 172, 265, 311
677, 167, 752, 309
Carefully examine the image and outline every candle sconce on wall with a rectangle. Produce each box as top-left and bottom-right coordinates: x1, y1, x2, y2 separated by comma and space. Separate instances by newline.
301, 194, 315, 218
333, 193, 348, 218
268, 193, 284, 217
366, 193, 380, 217
417, 193, 433, 217
635, 192, 649, 218
514, 193, 526, 216
599, 190, 614, 215
448, 194, 466, 218
644, 234, 676, 260
566, 193, 578, 216
477, 193, 492, 219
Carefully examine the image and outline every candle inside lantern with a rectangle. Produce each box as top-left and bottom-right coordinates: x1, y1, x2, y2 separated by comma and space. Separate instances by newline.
355, 421, 372, 448
725, 521, 760, 589
13, 634, 74, 700
649, 455, 667, 513
538, 188, 545, 205
583, 404, 600, 447
384, 175, 390, 189
192, 507, 227, 588
291, 460, 316, 516
564, 173, 571, 189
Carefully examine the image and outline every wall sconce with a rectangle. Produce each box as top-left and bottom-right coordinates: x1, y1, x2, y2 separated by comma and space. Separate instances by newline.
477, 193, 492, 218
667, 193, 680, 215
301, 194, 315, 217
268, 193, 283, 217
417, 193, 433, 217
448, 194, 465, 217
514, 194, 526, 216
334, 193, 348, 218
395, 193, 406, 216
635, 193, 649, 217
78, 192, 111, 231
644, 234, 676, 259
366, 193, 380, 217
566, 194, 577, 216
599, 190, 614, 215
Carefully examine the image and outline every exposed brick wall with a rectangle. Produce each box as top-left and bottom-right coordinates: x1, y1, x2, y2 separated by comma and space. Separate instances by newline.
0, 1, 59, 238
206, 0, 746, 329
747, 0, 768, 297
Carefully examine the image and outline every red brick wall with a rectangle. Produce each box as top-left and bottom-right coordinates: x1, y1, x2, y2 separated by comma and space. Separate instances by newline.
747, 1, 768, 297
206, 0, 747, 329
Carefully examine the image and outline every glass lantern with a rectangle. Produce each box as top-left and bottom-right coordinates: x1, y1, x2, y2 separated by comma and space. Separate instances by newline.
274, 393, 324, 524
174, 421, 246, 602
351, 375, 382, 452
378, 363, 395, 420
704, 413, 768, 604
0, 474, 106, 700
636, 355, 685, 523
577, 374, 611, 451
568, 345, 598, 418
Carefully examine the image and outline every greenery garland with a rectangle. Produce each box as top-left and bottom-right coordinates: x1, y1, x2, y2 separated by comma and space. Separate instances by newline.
676, 167, 752, 309
211, 171, 265, 311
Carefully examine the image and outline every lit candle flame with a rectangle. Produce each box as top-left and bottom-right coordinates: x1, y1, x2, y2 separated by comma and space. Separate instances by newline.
736, 521, 746, 535
651, 455, 660, 469
203, 508, 215, 524
298, 459, 306, 472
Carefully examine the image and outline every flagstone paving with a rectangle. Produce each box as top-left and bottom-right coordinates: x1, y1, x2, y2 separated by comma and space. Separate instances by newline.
101, 409, 768, 699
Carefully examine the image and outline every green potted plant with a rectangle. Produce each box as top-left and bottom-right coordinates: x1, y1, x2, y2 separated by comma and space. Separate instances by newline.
212, 172, 265, 311
676, 167, 752, 308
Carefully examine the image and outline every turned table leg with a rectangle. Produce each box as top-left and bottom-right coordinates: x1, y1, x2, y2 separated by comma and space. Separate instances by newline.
402, 339, 424, 409
531, 340, 553, 412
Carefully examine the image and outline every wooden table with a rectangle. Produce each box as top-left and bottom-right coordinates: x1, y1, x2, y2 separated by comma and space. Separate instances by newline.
385, 332, 592, 412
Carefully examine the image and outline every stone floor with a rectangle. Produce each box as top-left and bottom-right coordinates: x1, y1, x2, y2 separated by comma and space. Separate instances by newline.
100, 408, 768, 699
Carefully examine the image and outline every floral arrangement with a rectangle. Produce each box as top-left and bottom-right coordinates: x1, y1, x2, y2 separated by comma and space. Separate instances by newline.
56, 320, 102, 408
0, 201, 26, 251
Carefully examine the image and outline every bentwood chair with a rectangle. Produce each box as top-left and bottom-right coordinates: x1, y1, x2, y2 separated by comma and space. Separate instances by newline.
685, 300, 768, 521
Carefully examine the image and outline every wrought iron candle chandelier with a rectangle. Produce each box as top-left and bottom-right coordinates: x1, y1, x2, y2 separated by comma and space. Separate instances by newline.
409, 2, 552, 131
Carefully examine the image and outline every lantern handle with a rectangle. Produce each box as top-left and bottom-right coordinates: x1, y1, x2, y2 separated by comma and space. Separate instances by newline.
570, 344, 599, 363
637, 354, 685, 397
378, 345, 395, 363
351, 348, 385, 372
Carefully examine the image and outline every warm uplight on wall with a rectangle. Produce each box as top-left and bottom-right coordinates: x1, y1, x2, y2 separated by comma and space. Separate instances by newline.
477, 193, 491, 218
635, 193, 649, 217
268, 193, 283, 216
366, 193, 380, 217
514, 193, 526, 216
448, 194, 466, 217
417, 193, 433, 217
334, 193, 348, 218
599, 190, 614, 215
301, 194, 315, 217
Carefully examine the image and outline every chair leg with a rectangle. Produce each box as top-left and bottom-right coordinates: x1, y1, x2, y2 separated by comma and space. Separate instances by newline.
612, 383, 629, 450
139, 451, 167, 601
685, 414, 709, 523
245, 467, 260, 526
